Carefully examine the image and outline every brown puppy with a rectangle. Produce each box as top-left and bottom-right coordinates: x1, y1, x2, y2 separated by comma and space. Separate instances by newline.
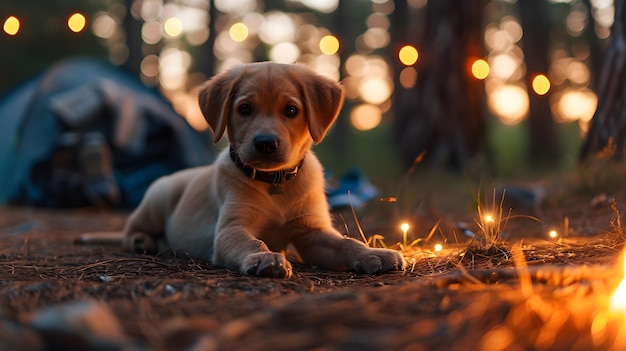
121, 62, 405, 278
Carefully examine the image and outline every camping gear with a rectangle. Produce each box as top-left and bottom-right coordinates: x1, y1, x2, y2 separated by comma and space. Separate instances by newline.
0, 58, 212, 208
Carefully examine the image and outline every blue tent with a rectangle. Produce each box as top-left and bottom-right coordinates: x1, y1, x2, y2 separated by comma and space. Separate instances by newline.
0, 58, 212, 208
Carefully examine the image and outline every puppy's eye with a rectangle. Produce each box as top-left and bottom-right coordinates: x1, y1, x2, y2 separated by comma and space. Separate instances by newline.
238, 103, 252, 116
284, 105, 298, 118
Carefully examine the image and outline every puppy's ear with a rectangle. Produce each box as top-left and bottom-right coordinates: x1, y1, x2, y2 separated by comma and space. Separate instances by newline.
295, 69, 345, 144
198, 66, 243, 143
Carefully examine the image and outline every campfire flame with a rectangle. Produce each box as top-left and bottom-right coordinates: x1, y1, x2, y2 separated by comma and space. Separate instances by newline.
611, 250, 626, 311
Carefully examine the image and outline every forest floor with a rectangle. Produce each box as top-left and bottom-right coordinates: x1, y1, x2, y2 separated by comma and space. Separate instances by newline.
2, 182, 626, 351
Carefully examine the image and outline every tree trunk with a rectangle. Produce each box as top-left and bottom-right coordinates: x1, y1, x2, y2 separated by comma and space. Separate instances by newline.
580, 0, 626, 160
391, 0, 487, 171
519, 0, 562, 168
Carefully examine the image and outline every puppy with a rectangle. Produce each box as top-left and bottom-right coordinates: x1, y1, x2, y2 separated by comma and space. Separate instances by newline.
121, 62, 405, 278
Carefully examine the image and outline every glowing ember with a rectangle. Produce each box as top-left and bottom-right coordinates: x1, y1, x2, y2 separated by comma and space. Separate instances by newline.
434, 243, 443, 252
611, 252, 626, 310
548, 230, 558, 239
484, 215, 495, 223
400, 222, 410, 247
400, 223, 410, 233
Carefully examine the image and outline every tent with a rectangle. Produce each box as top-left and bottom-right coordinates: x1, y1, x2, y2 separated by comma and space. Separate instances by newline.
0, 58, 212, 208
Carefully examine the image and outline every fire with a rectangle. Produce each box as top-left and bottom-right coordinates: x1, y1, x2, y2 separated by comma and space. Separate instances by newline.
484, 215, 495, 223
434, 243, 443, 252
548, 230, 558, 239
611, 251, 626, 310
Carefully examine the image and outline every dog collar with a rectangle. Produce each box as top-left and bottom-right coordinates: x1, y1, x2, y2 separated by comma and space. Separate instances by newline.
229, 147, 304, 185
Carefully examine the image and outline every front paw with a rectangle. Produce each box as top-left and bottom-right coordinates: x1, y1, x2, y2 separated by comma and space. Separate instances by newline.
352, 248, 405, 274
122, 232, 158, 254
242, 252, 293, 278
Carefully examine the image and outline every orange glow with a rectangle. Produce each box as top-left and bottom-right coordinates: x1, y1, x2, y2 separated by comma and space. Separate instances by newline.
532, 74, 551, 95
229, 22, 249, 42
319, 35, 340, 55
611, 249, 626, 310
3, 16, 20, 35
434, 244, 443, 252
548, 230, 558, 239
471, 59, 490, 80
398, 45, 419, 66
67, 13, 86, 33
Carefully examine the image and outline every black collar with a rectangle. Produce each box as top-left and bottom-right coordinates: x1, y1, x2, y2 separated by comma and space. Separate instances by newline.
229, 147, 304, 184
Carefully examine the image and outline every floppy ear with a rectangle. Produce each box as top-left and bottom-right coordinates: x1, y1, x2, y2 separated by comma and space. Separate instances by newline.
198, 66, 243, 143
295, 69, 345, 144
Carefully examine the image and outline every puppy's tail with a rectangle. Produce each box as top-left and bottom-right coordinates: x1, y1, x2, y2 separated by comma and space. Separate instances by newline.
74, 232, 124, 246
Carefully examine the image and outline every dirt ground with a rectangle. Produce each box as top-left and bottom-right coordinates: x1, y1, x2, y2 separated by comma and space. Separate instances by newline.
2, 191, 626, 351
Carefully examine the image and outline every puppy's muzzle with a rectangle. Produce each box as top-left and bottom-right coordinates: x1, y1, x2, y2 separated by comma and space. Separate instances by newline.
254, 134, 279, 155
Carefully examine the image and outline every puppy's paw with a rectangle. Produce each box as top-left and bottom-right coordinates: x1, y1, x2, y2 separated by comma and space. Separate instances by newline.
242, 252, 293, 278
123, 232, 158, 254
352, 248, 405, 274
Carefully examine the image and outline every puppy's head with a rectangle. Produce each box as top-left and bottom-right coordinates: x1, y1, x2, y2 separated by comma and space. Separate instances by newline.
198, 62, 344, 171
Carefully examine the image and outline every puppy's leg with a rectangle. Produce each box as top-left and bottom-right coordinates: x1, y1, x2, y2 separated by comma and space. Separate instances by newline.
121, 177, 173, 254
292, 230, 405, 274
214, 226, 292, 278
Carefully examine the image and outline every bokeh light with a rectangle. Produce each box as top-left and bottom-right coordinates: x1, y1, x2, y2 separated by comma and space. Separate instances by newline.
359, 76, 392, 105
488, 85, 529, 125
292, 0, 339, 13
67, 13, 86, 33
399, 45, 419, 66
92, 12, 116, 39
471, 59, 490, 80
229, 22, 249, 42
553, 88, 597, 124
215, 0, 257, 16
164, 17, 183, 37
260, 12, 295, 45
319, 35, 340, 55
490, 53, 520, 80
363, 28, 390, 50
345, 54, 369, 77
269, 42, 301, 63
399, 67, 418, 89
3, 16, 20, 36
531, 74, 551, 95
140, 55, 160, 78
350, 104, 382, 131
500, 16, 523, 43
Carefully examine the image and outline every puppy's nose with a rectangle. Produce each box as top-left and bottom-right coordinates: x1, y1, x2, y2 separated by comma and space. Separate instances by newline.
254, 135, 279, 154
